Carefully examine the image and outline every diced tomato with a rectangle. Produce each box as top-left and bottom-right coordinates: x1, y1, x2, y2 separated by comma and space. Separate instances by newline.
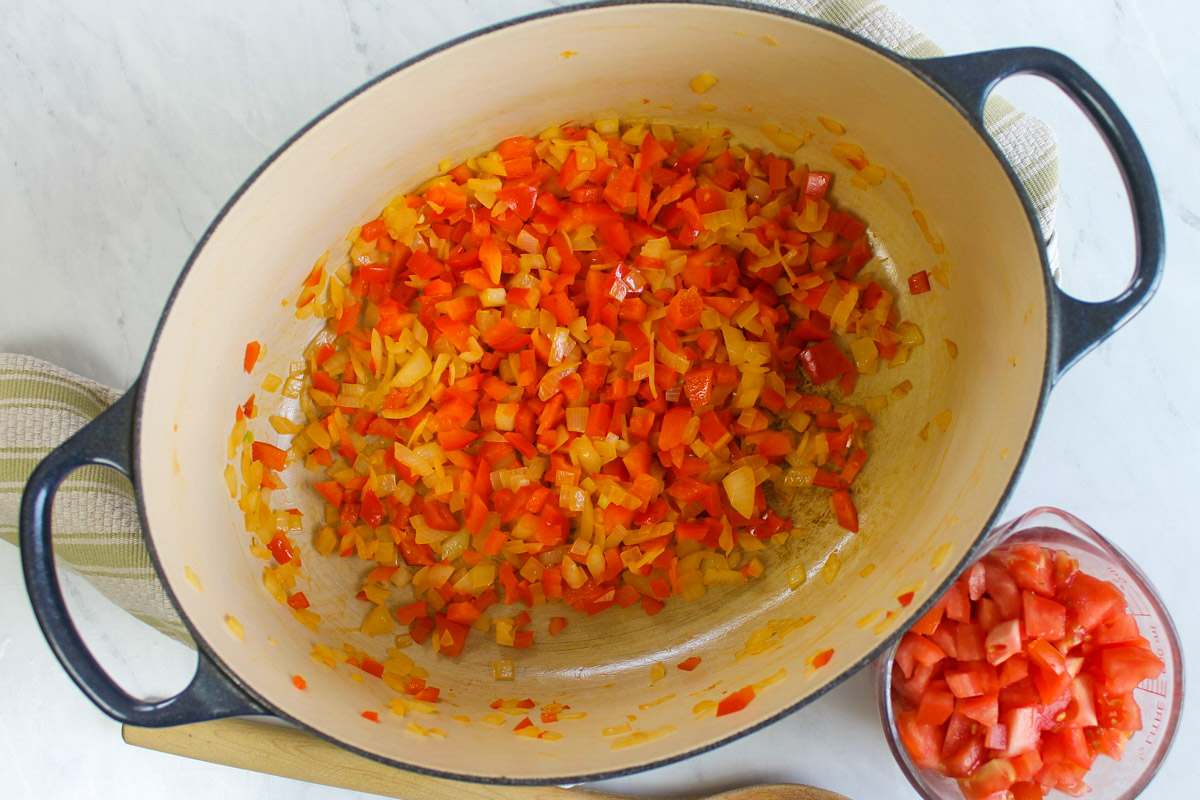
943, 732, 985, 778
956, 622, 986, 662
895, 709, 944, 771
983, 560, 1022, 619
910, 602, 945, 636
1086, 726, 1128, 760
1000, 705, 1040, 758
895, 632, 947, 678
944, 581, 971, 623
985, 619, 1022, 665
1092, 613, 1141, 645
1063, 676, 1098, 728
1060, 573, 1125, 632
1022, 592, 1067, 641
891, 540, 1152, 797
916, 681, 956, 725
1098, 644, 1165, 694
959, 758, 1016, 800
1001, 543, 1055, 597
957, 692, 999, 728
946, 664, 991, 699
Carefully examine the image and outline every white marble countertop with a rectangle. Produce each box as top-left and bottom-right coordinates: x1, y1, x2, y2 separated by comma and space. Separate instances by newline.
2, 1, 1196, 798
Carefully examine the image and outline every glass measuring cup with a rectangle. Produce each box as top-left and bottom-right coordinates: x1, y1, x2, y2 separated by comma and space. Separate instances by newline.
872, 506, 1183, 800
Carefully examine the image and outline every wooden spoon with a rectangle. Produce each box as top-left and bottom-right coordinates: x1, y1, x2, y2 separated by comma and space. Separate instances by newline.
123, 718, 849, 800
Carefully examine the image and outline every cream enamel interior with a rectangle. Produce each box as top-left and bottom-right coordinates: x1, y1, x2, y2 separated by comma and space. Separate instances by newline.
137, 3, 1049, 782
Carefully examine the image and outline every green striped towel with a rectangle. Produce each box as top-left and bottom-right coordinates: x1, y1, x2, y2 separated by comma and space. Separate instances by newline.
772, 0, 1060, 260
0, 353, 191, 644
0, 0, 1058, 647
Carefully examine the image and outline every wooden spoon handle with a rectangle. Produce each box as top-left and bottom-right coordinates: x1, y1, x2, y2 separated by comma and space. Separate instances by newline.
122, 718, 635, 800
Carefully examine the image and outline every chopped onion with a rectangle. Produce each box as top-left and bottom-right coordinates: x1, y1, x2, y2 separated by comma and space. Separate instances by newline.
393, 444, 434, 477
760, 124, 805, 154
561, 485, 587, 512
746, 177, 771, 203
514, 229, 541, 254
656, 342, 691, 374
565, 407, 588, 433
494, 403, 519, 432
850, 336, 879, 375
550, 328, 574, 365
392, 349, 433, 388
722, 466, 756, 517
480, 288, 506, 307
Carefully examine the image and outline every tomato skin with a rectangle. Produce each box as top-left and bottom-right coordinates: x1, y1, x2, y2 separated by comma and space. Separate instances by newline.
917, 680, 956, 725
1092, 613, 1141, 645
999, 705, 1040, 758
895, 632, 946, 678
909, 602, 945, 636
1008, 781, 1043, 800
896, 709, 945, 771
942, 732, 986, 778
958, 757, 1016, 800
957, 692, 998, 727
1022, 592, 1067, 641
1098, 644, 1165, 694
1001, 543, 1056, 597
1059, 573, 1125, 632
998, 653, 1030, 688
982, 559, 1021, 619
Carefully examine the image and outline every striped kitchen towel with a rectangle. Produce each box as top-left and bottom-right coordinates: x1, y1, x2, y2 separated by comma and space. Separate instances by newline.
0, 353, 191, 644
0, 0, 1058, 645
771, 0, 1060, 259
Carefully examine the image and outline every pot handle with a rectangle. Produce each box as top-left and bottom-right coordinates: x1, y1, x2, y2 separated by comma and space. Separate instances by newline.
19, 386, 267, 726
914, 47, 1164, 380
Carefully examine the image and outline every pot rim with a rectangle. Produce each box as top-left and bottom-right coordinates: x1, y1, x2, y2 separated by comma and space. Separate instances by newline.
131, 0, 1056, 784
